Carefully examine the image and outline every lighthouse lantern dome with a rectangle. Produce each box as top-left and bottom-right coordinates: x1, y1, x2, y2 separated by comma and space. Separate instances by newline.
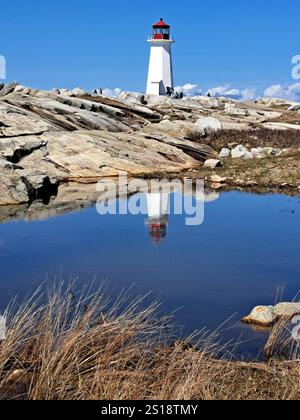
146, 17, 175, 96
152, 18, 170, 40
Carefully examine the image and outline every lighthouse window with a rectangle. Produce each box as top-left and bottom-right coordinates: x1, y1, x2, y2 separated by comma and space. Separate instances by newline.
154, 29, 165, 34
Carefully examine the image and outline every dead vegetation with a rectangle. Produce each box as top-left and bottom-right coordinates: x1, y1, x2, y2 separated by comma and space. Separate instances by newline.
184, 151, 300, 193
0, 286, 300, 400
186, 128, 300, 151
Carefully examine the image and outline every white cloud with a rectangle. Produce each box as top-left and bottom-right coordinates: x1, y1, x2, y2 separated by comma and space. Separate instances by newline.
174, 83, 202, 96
264, 84, 285, 98
264, 83, 300, 101
102, 87, 122, 98
206, 85, 256, 101
206, 85, 231, 97
175, 83, 256, 101
102, 82, 300, 103
240, 89, 257, 101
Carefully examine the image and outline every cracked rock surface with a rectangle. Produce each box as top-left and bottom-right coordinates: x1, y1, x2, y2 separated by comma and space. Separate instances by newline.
0, 84, 300, 205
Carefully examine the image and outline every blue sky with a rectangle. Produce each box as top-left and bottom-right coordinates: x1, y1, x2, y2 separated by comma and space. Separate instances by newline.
1, 0, 300, 97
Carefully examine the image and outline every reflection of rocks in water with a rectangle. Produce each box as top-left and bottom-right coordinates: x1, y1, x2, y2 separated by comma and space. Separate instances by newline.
202, 189, 220, 203
0, 180, 129, 224
0, 180, 221, 227
0, 182, 102, 224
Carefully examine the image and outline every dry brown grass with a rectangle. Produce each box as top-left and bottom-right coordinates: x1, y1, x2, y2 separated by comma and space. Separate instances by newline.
0, 286, 300, 400
186, 128, 300, 151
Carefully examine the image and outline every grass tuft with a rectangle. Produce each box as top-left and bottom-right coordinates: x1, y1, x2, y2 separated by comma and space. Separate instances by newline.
186, 128, 300, 151
0, 286, 300, 400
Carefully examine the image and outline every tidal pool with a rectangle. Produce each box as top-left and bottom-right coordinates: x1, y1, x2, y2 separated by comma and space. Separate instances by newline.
0, 190, 299, 358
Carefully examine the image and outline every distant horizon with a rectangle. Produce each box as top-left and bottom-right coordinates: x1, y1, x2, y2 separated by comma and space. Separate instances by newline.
1, 0, 300, 101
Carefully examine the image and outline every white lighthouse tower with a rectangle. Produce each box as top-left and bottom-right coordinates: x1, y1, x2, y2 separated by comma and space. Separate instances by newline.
146, 18, 175, 96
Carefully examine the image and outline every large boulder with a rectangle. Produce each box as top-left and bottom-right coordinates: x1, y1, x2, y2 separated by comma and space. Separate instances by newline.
196, 117, 222, 135
0, 167, 30, 205
243, 306, 276, 327
225, 104, 250, 117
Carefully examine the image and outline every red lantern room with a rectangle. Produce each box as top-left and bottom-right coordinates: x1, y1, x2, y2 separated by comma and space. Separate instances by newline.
152, 18, 171, 40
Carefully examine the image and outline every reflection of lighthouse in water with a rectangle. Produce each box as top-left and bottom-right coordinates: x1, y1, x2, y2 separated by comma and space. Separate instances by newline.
146, 192, 170, 245
145, 187, 221, 245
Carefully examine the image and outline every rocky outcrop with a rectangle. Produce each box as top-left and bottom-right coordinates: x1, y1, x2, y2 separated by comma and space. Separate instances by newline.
0, 87, 219, 205
242, 303, 300, 327
0, 82, 18, 97
0, 83, 300, 205
0, 168, 30, 205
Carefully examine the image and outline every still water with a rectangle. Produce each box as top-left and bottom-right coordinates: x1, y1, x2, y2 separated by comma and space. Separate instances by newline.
0, 190, 299, 358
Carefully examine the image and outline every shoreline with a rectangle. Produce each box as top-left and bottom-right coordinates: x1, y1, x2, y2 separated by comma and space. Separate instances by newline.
0, 180, 298, 226
0, 287, 299, 401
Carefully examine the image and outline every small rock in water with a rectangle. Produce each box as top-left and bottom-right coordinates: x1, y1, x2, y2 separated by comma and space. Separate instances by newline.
204, 159, 222, 169
243, 306, 276, 327
243, 302, 300, 327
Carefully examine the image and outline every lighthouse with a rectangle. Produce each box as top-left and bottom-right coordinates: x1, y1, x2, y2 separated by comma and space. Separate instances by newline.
146, 18, 175, 96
